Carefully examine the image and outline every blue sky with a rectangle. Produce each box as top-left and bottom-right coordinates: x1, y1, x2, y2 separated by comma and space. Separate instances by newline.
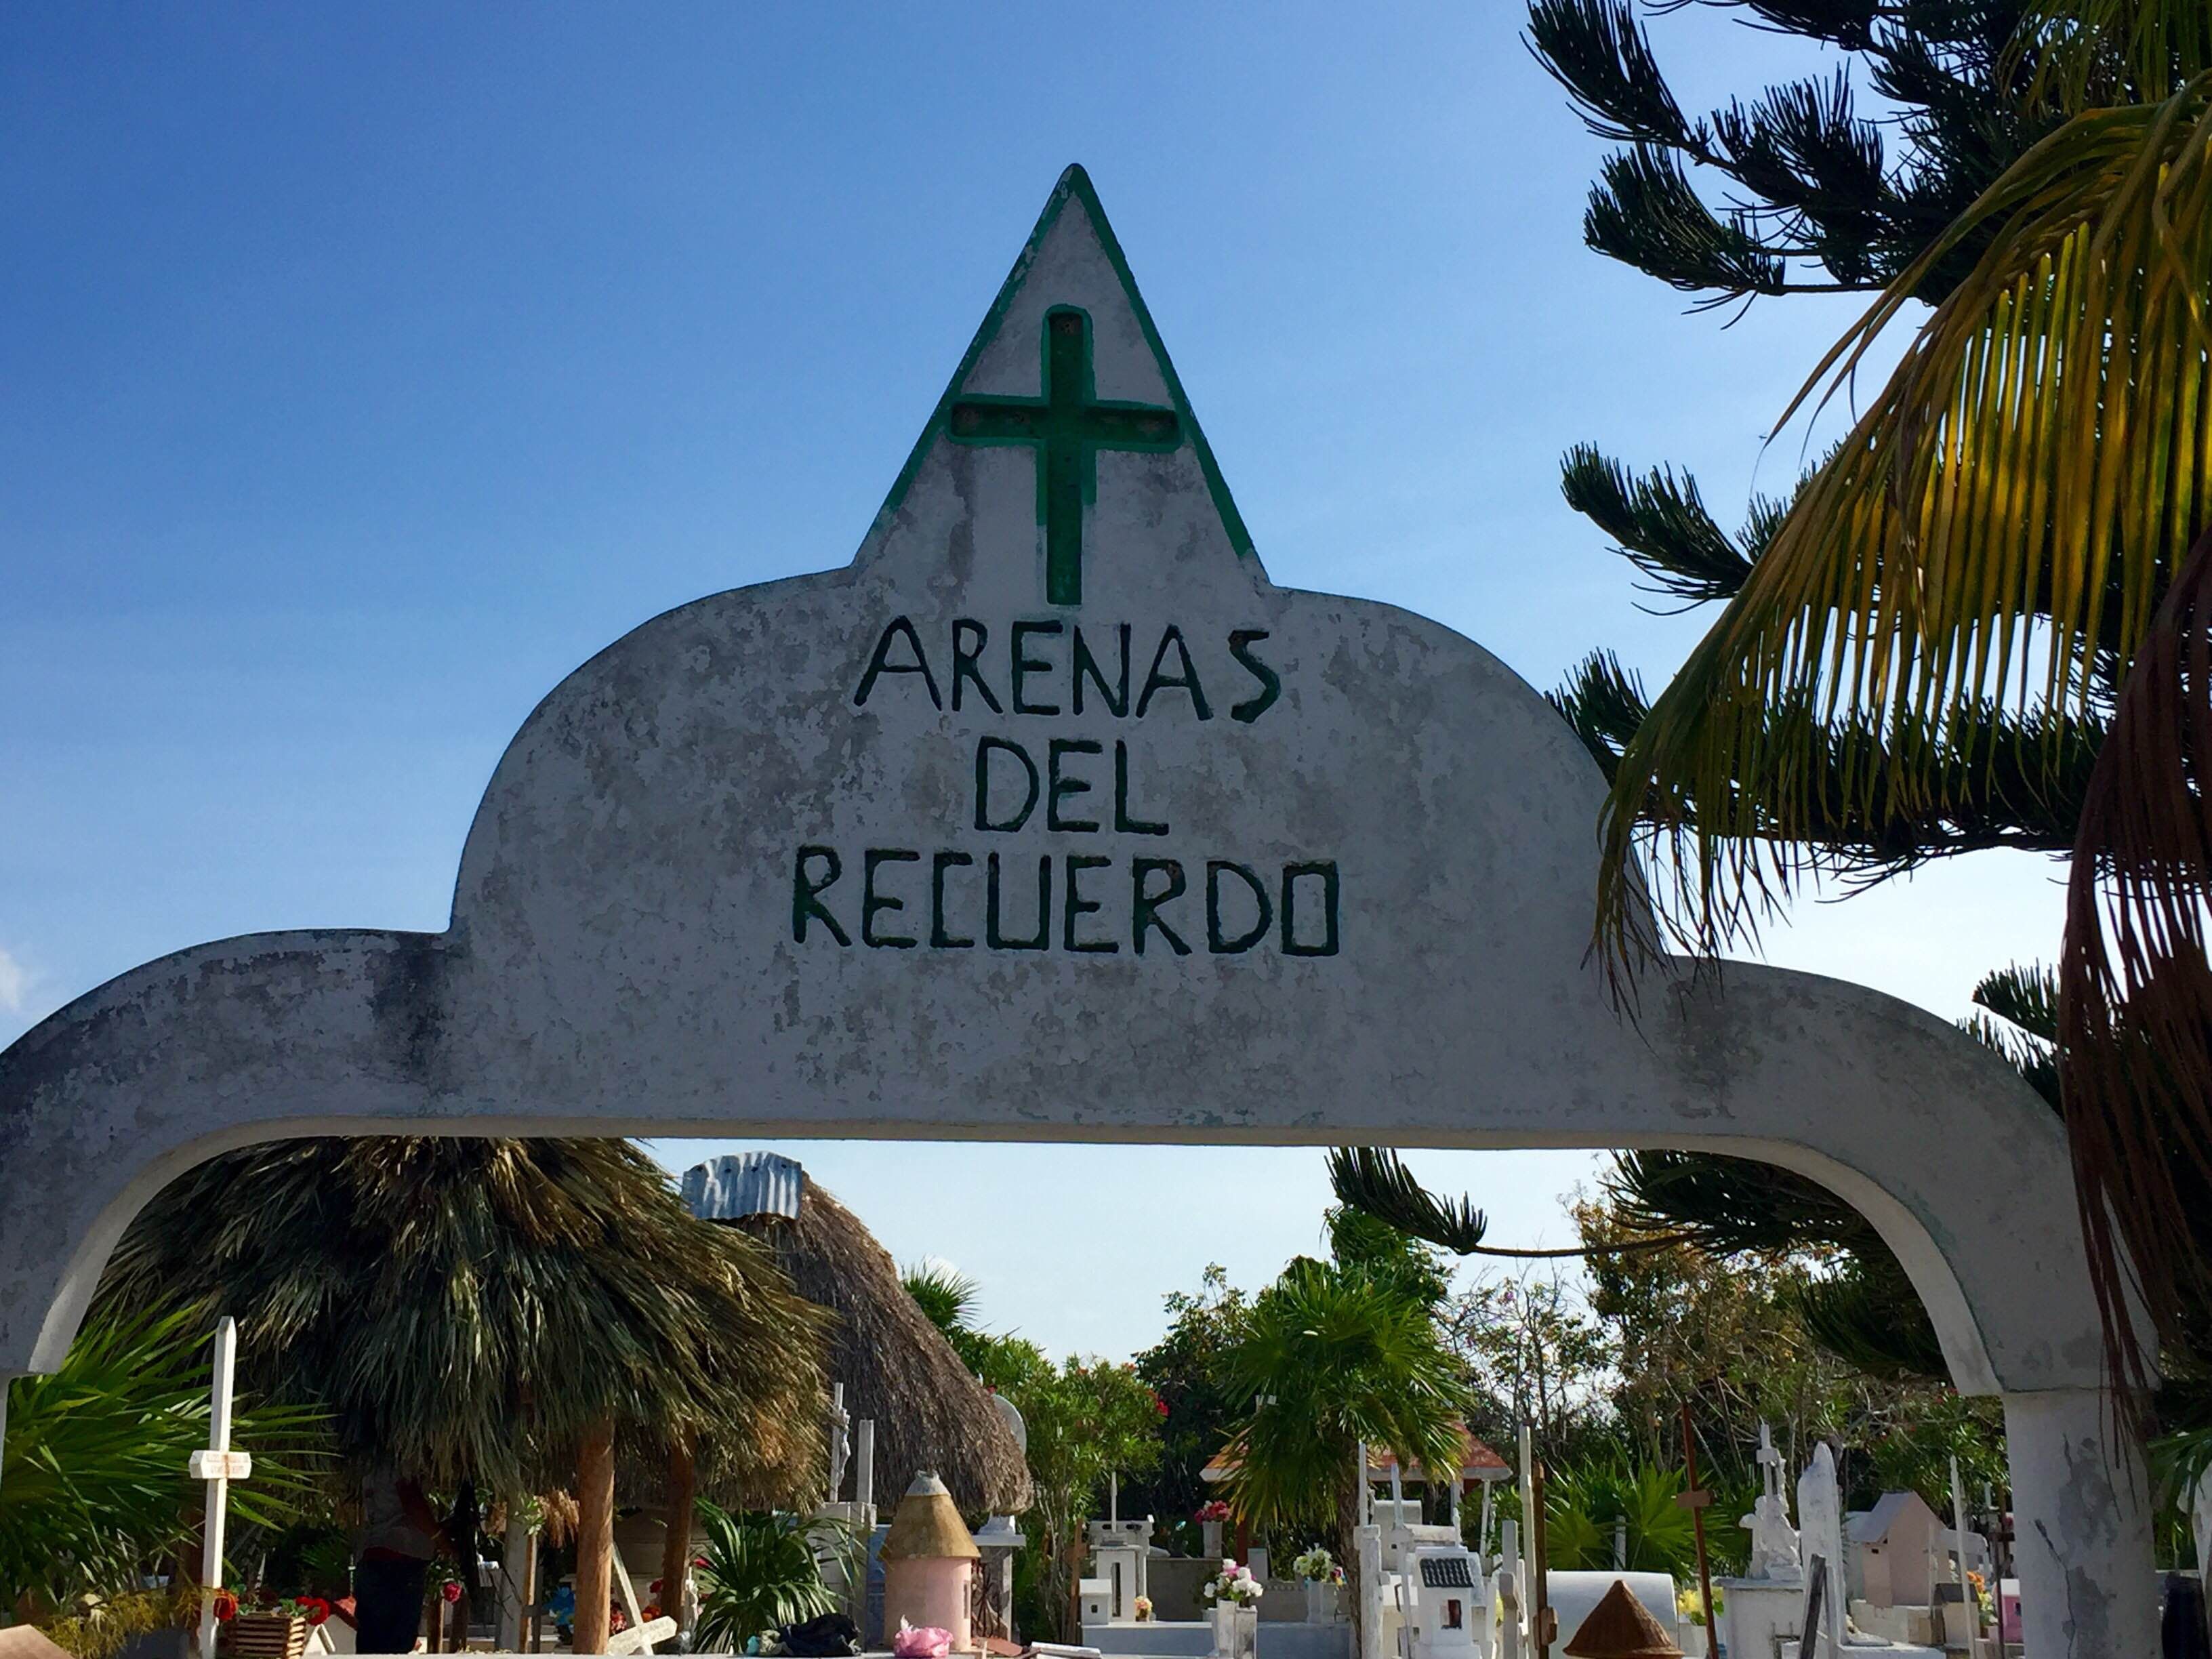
1, 5, 2068, 1359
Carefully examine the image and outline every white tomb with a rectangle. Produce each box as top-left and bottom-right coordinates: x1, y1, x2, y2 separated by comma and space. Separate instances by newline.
1087, 1517, 1156, 1622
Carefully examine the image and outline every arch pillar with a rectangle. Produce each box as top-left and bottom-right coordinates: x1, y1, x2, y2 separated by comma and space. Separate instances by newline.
2003, 1387, 2158, 1656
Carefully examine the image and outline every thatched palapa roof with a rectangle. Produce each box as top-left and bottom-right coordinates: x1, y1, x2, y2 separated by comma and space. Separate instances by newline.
684, 1157, 1031, 1516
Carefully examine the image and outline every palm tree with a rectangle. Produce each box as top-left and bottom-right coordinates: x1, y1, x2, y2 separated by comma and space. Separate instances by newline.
1574, 1, 2212, 1414
96, 1137, 832, 1650
1216, 1260, 1462, 1637
2, 1308, 326, 1618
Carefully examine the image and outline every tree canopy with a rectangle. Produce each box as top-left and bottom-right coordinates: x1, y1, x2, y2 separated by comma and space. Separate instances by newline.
96, 1138, 830, 1502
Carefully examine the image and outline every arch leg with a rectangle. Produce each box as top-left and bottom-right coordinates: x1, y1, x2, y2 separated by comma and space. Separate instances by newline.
2002, 1387, 2156, 1656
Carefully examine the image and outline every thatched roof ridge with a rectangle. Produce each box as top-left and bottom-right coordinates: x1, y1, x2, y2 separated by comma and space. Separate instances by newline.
731, 1183, 1031, 1516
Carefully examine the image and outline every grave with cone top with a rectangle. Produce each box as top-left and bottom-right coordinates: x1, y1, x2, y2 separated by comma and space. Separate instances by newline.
1561, 1580, 1682, 1659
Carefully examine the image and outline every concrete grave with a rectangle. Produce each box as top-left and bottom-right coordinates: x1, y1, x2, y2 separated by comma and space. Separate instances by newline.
0, 166, 2156, 1656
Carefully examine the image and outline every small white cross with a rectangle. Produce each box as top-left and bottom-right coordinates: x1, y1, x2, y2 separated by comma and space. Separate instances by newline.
192, 1318, 253, 1659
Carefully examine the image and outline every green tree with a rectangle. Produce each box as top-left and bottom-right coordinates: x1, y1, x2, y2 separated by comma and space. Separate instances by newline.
1446, 1271, 1612, 1467
1540, 0, 2212, 1427
98, 1138, 829, 1502
1130, 1267, 1252, 1533
899, 1261, 1160, 1640
1217, 1261, 1463, 1635
98, 1135, 833, 1653
1012, 1361, 1165, 1641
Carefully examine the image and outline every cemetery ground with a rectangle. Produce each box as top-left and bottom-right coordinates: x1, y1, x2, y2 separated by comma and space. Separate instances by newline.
0, 1136, 2168, 1659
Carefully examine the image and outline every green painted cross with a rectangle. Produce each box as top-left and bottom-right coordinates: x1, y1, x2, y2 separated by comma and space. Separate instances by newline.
949, 307, 1181, 605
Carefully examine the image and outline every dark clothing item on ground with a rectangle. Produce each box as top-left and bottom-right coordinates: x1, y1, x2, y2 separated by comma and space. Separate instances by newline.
353, 1554, 429, 1654
781, 1612, 862, 1656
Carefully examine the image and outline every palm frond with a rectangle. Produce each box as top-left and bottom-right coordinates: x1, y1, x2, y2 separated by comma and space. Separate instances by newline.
1326, 1149, 1489, 1256
2013, 0, 2212, 108
1596, 75, 2212, 969
900, 1264, 981, 1341
2060, 526, 2212, 1410
1, 1309, 330, 1611
1216, 1263, 1465, 1533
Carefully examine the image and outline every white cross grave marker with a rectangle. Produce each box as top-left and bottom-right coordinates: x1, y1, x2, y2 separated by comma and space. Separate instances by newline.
191, 1317, 252, 1659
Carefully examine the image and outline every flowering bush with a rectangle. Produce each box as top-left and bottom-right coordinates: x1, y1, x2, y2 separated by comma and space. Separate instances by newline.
1193, 1501, 1230, 1523
1133, 1597, 1154, 1622
1201, 1563, 1264, 1608
1290, 1547, 1343, 1584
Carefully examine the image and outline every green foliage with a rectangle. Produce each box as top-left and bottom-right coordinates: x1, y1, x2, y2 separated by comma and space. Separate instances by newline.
1447, 1272, 1613, 1467
1962, 963, 2061, 1110
1540, 1455, 1711, 1577
1326, 1149, 1487, 1257
1324, 1207, 1452, 1312
1218, 1261, 1464, 1534
29, 1586, 199, 1659
689, 1503, 857, 1654
1005, 1358, 1166, 1642
899, 1259, 1159, 1641
1, 1309, 329, 1614
901, 1265, 982, 1346
1526, 0, 2060, 306
1132, 1267, 1252, 1524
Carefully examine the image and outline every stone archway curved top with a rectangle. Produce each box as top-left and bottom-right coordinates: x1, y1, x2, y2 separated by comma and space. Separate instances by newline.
0, 167, 2148, 1654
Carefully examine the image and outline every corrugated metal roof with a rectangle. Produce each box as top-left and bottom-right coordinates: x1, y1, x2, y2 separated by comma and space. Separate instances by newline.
680, 1151, 807, 1222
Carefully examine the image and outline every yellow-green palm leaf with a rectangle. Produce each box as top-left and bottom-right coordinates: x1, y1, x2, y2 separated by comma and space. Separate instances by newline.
1599, 72, 2212, 966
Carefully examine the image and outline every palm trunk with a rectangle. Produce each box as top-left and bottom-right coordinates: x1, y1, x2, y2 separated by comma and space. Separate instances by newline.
659, 1439, 697, 1627
1337, 1467, 1366, 1653
575, 1419, 617, 1655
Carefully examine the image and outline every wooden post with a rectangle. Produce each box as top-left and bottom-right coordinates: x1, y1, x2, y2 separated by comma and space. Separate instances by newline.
1527, 1454, 1553, 1658
1675, 1406, 1717, 1643
660, 1440, 697, 1629
575, 1420, 617, 1654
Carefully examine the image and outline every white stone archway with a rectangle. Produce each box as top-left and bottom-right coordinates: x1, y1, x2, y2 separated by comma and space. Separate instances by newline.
0, 169, 2153, 1656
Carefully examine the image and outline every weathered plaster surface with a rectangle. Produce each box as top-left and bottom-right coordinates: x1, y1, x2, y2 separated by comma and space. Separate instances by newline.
0, 168, 2149, 1653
